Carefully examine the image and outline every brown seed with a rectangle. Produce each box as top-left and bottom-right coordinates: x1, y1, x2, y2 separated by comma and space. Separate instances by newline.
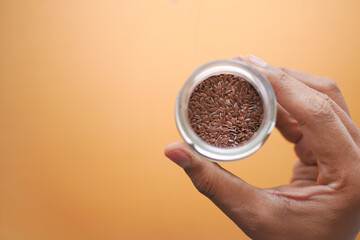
187, 74, 263, 148
226, 121, 232, 126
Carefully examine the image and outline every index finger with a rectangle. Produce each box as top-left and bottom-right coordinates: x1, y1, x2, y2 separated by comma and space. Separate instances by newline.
279, 67, 350, 116
238, 55, 356, 177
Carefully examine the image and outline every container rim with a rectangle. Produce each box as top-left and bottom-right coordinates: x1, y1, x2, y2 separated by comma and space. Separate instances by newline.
175, 59, 277, 162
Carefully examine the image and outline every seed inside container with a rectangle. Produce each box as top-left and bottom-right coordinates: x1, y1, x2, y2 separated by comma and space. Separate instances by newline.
187, 74, 264, 148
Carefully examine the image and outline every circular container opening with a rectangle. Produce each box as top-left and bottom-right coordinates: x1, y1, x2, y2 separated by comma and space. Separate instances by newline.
175, 59, 277, 162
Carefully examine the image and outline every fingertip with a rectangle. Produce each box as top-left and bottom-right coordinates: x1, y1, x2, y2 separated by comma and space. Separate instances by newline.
248, 55, 267, 67
164, 142, 187, 156
233, 55, 245, 60
164, 142, 192, 169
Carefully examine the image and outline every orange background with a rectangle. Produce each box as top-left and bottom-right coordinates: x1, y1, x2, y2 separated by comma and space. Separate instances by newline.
1, 0, 360, 239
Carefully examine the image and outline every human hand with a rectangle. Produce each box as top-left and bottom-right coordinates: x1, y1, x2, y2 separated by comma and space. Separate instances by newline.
165, 55, 360, 240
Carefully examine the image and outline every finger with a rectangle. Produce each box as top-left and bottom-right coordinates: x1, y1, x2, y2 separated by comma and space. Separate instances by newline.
279, 67, 350, 116
324, 100, 360, 146
238, 55, 357, 179
280, 67, 360, 145
294, 138, 317, 165
262, 69, 359, 146
290, 179, 316, 187
290, 160, 318, 185
235, 56, 303, 144
164, 142, 271, 233
276, 103, 302, 143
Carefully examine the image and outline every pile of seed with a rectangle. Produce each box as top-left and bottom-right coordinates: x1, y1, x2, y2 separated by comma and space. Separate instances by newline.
187, 74, 263, 148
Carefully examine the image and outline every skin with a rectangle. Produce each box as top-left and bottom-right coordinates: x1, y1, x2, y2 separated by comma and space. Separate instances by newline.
164, 55, 360, 240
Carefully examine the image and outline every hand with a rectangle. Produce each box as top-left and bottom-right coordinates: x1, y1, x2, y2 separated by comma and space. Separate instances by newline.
165, 55, 360, 240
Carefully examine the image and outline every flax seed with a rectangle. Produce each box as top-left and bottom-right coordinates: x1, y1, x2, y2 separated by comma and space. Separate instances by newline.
187, 74, 263, 148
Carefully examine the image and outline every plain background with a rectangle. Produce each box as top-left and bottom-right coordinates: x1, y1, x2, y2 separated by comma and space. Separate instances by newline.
1, 0, 360, 239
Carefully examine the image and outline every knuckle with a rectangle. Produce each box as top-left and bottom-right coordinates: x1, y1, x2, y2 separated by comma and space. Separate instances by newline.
306, 94, 333, 120
278, 71, 289, 82
193, 171, 216, 199
323, 78, 340, 93
298, 93, 334, 126
278, 66, 287, 72
273, 72, 292, 94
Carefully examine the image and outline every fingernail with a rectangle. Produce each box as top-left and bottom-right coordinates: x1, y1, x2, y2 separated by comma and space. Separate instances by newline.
249, 55, 267, 67
166, 150, 191, 169
233, 55, 244, 60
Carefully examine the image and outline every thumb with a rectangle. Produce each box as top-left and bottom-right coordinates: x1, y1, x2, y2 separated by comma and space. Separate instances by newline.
165, 142, 270, 234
